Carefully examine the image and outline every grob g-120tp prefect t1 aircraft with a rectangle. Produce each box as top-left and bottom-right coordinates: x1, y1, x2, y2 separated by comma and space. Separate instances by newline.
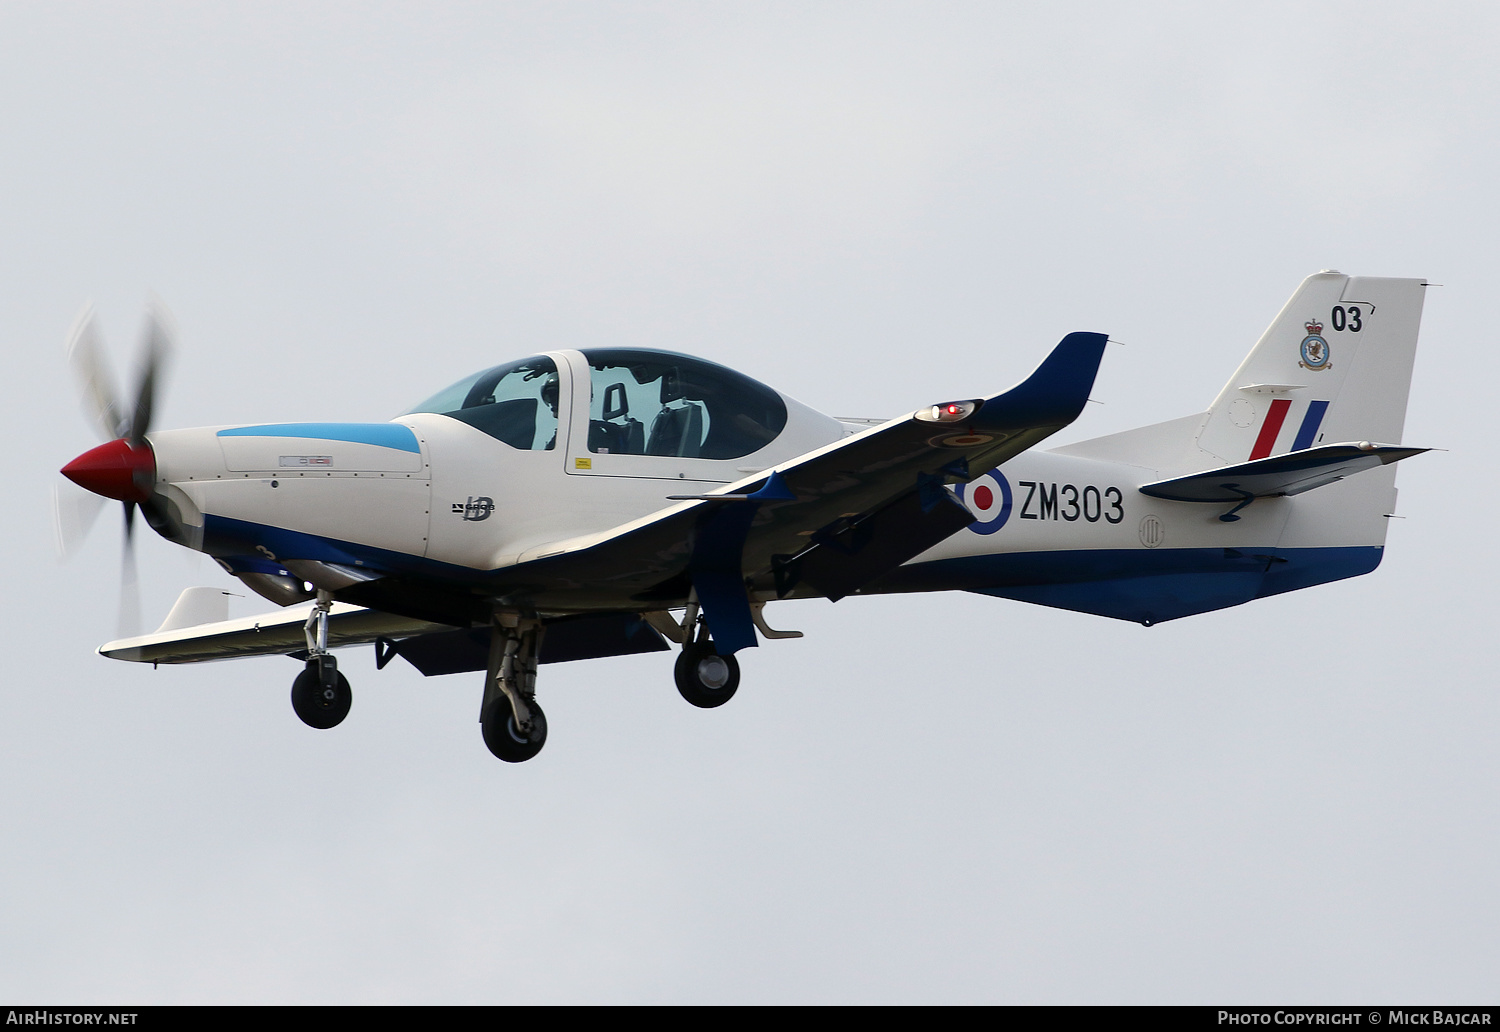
57, 272, 1430, 762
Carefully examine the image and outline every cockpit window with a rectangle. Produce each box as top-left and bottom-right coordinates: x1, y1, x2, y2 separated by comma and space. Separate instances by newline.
405, 356, 559, 450
579, 348, 787, 460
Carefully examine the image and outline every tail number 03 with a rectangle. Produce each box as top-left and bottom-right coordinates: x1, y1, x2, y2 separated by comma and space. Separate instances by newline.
1018, 482, 1124, 524
1330, 305, 1364, 332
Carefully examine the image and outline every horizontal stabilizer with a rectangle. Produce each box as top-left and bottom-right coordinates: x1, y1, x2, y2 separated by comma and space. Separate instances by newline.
1139, 442, 1429, 503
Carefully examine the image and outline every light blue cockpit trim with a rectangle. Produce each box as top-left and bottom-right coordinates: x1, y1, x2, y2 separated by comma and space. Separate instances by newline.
216, 423, 420, 453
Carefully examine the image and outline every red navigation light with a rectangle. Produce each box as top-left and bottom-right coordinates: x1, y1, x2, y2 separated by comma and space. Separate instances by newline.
917, 399, 979, 424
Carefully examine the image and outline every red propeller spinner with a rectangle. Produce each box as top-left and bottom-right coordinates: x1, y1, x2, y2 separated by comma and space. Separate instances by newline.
61, 438, 156, 503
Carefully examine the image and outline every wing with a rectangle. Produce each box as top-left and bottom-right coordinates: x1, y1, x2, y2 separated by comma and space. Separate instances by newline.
98, 600, 450, 664
99, 597, 670, 670
483, 332, 1110, 651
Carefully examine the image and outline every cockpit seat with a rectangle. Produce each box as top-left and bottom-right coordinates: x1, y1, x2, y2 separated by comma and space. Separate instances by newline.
589, 381, 646, 454
646, 402, 704, 457
590, 418, 645, 454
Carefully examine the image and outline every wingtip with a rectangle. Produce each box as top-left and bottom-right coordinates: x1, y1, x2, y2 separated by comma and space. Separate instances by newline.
974, 331, 1110, 430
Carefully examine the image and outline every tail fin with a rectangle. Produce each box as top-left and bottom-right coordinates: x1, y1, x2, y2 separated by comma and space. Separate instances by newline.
1195, 272, 1427, 464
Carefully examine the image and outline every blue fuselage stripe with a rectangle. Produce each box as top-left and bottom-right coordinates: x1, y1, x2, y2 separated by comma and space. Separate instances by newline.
1291, 401, 1330, 452
200, 507, 1383, 629
873, 545, 1382, 625
216, 423, 420, 453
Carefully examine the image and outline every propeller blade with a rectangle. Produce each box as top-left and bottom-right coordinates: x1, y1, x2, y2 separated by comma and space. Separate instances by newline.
61, 299, 177, 637
52, 480, 107, 559
128, 300, 174, 445
119, 501, 141, 639
66, 303, 127, 442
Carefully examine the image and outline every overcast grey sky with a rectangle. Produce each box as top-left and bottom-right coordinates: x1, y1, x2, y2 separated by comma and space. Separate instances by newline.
2, 1, 1496, 1004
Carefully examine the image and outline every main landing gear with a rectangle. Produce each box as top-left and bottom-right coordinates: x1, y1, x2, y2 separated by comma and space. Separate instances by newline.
674, 642, 740, 708
284, 595, 796, 760
291, 592, 353, 729
657, 591, 765, 709
480, 614, 548, 762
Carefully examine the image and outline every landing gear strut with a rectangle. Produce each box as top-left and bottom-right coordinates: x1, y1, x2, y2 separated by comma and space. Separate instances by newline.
291, 592, 351, 728
481, 613, 548, 762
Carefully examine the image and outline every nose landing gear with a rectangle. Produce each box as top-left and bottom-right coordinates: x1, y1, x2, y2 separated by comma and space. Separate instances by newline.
292, 654, 352, 729
290, 591, 352, 729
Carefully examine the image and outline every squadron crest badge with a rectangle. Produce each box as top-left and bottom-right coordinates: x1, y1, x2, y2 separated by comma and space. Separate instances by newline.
1299, 319, 1332, 371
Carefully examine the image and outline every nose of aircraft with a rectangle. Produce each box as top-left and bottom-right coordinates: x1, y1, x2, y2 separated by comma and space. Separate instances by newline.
61, 438, 156, 503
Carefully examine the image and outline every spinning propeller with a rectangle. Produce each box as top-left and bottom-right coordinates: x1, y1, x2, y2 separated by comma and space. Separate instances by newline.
55, 301, 175, 637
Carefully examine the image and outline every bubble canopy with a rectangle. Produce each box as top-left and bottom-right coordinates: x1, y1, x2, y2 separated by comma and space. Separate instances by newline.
404, 356, 561, 451
406, 349, 789, 459
578, 349, 788, 460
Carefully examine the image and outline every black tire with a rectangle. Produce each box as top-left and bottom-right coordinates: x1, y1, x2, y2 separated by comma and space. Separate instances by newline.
674, 643, 740, 708
291, 665, 352, 729
482, 698, 548, 763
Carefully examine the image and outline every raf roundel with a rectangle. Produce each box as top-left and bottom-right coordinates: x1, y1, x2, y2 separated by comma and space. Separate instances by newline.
956, 468, 1013, 535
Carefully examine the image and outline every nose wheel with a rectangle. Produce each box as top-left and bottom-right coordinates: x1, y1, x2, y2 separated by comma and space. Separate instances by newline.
291, 592, 351, 729
291, 655, 351, 729
674, 642, 740, 708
